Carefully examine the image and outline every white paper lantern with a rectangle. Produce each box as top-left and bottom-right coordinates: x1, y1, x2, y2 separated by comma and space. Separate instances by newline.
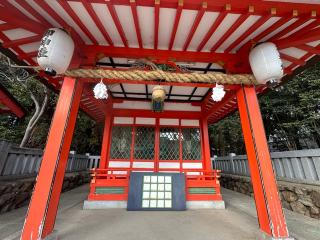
249, 42, 283, 85
37, 28, 74, 76
93, 81, 108, 99
211, 84, 226, 102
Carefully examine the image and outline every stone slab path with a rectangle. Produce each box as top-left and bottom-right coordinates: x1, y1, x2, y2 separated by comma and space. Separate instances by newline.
0, 185, 319, 240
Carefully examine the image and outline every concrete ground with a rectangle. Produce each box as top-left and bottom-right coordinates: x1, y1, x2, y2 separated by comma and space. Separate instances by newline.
1, 185, 319, 240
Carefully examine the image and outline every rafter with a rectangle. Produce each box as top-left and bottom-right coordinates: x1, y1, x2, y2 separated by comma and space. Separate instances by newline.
197, 9, 228, 52
269, 17, 313, 41
18, 1, 52, 27
210, 12, 250, 52
2, 35, 41, 48
154, 0, 160, 49
183, 2, 206, 51
238, 15, 293, 52
58, 0, 98, 44
80, 0, 113, 45
0, 2, 47, 34
34, 0, 85, 45
276, 28, 320, 49
106, 1, 128, 47
297, 44, 320, 55
280, 53, 306, 66
225, 14, 272, 53
168, 0, 183, 50
130, 0, 143, 48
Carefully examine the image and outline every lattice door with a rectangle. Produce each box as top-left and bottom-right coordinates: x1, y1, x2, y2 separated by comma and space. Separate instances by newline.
159, 128, 180, 160
109, 126, 132, 159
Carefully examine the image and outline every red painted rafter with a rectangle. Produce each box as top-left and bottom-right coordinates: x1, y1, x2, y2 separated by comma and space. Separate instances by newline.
168, 1, 183, 50
18, 51, 38, 61
0, 2, 47, 34
210, 12, 250, 52
197, 10, 228, 52
276, 28, 320, 49
0, 32, 35, 66
280, 53, 306, 66
183, 2, 206, 51
154, 0, 160, 49
130, 0, 143, 48
0, 23, 15, 31
58, 0, 98, 44
0, 86, 25, 118
2, 35, 41, 48
34, 0, 85, 45
286, 43, 320, 72
237, 15, 293, 53
106, 1, 128, 47
18, 1, 52, 27
269, 17, 313, 41
80, 0, 113, 45
225, 14, 272, 53
298, 44, 320, 55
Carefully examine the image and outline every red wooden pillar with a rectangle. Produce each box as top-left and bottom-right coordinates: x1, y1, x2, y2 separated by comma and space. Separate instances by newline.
99, 102, 113, 169
21, 77, 83, 240
201, 117, 212, 171
237, 86, 289, 238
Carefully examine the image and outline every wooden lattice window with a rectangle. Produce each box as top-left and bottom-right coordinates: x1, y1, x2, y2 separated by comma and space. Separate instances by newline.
159, 128, 180, 160
182, 128, 201, 160
134, 127, 155, 160
110, 126, 132, 159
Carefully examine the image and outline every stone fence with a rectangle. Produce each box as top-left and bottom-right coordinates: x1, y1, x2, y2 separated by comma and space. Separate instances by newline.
0, 140, 91, 214
213, 148, 320, 183
213, 149, 320, 220
0, 140, 89, 179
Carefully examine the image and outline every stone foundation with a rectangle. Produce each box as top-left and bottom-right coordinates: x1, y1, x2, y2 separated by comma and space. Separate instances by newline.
220, 173, 320, 219
0, 171, 90, 214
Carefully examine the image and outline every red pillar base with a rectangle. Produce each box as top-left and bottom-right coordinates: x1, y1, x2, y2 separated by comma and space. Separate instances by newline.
237, 86, 289, 239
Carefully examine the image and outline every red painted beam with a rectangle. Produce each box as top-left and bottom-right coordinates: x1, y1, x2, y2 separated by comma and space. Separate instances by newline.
280, 53, 306, 66
18, 51, 38, 60
154, 0, 160, 49
130, 0, 143, 48
81, 45, 238, 64
203, 91, 237, 118
183, 2, 206, 51
34, 0, 85, 45
2, 35, 41, 48
197, 10, 228, 52
81, 0, 113, 45
168, 1, 183, 50
106, 1, 128, 47
58, 0, 98, 44
225, 14, 272, 53
0, 86, 25, 118
211, 12, 250, 52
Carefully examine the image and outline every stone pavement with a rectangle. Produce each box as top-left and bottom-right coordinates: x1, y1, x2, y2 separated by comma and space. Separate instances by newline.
0, 184, 319, 240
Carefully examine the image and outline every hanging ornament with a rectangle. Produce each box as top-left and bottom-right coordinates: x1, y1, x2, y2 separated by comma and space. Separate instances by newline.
93, 80, 108, 99
151, 85, 166, 112
211, 84, 226, 102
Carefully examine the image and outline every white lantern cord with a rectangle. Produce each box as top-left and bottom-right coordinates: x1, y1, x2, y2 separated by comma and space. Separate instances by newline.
211, 84, 226, 102
93, 80, 108, 99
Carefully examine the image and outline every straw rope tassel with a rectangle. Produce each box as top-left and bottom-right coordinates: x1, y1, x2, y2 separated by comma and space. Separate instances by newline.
64, 69, 257, 85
